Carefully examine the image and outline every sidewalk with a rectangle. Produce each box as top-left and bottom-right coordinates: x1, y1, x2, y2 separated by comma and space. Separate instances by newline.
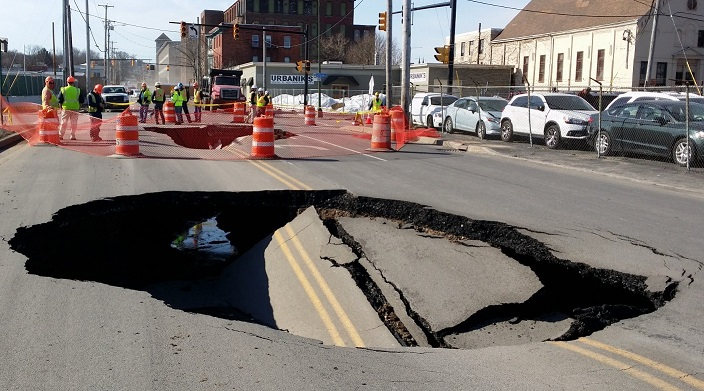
441, 132, 704, 197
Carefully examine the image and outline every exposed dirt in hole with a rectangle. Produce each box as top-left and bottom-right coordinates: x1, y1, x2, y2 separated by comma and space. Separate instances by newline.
9, 190, 677, 349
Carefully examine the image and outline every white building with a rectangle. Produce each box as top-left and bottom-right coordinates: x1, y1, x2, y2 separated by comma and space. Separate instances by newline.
155, 34, 192, 86
487, 0, 704, 89
445, 28, 503, 65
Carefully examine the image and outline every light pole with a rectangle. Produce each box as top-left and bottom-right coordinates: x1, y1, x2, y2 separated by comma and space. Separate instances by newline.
317, 0, 321, 113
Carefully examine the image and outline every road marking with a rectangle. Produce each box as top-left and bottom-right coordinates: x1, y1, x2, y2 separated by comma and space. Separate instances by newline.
284, 224, 365, 347
0, 141, 29, 167
224, 145, 312, 190
579, 338, 704, 390
256, 160, 312, 190
551, 341, 681, 391
273, 230, 345, 346
295, 134, 387, 161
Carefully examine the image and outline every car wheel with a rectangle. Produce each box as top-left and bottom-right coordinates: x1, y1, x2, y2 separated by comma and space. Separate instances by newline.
500, 120, 513, 142
672, 138, 695, 166
427, 115, 435, 129
443, 117, 454, 134
476, 121, 486, 140
595, 130, 612, 156
545, 124, 561, 149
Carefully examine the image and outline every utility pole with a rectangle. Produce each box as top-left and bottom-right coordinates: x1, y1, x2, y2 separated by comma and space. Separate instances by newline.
401, 0, 411, 118
447, 0, 457, 94
317, 0, 321, 113
476, 22, 481, 64
386, 0, 392, 106
52, 23, 57, 76
196, 16, 201, 85
98, 4, 113, 85
304, 25, 309, 107
66, 0, 75, 78
262, 28, 267, 91
62, 0, 68, 78
644, 0, 659, 87
85, 0, 90, 89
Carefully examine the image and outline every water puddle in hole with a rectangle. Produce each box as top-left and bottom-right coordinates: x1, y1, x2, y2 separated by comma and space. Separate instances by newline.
171, 217, 236, 261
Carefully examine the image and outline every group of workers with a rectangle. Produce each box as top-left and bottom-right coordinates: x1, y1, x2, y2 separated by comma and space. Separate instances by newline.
41, 75, 103, 142
248, 86, 271, 122
139, 81, 203, 125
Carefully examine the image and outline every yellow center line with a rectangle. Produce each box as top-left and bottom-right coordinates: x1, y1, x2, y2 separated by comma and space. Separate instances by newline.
257, 160, 312, 190
224, 145, 311, 190
551, 341, 681, 391
579, 338, 704, 390
284, 224, 366, 347
273, 230, 345, 346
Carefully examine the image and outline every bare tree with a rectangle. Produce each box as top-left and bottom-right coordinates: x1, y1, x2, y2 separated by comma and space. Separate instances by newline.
318, 32, 349, 62
175, 38, 198, 84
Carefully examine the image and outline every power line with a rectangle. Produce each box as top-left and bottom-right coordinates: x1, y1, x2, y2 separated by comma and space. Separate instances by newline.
69, 6, 178, 32
70, 0, 104, 51
465, 0, 653, 18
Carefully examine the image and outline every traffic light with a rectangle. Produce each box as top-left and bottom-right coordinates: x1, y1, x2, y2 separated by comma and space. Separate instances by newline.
146, 64, 150, 71
131, 59, 135, 66
304, 60, 311, 73
434, 46, 450, 64
166, 65, 170, 71
180, 22, 187, 39
378, 12, 387, 31
233, 23, 240, 40
295, 60, 304, 73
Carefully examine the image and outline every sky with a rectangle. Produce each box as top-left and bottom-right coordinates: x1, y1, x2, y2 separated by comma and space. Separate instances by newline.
0, 0, 530, 64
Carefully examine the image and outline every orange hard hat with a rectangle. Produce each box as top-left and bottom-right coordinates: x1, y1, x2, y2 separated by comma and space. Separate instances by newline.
66, 75, 76, 83
94, 84, 103, 94
45, 76, 55, 84
193, 81, 199, 87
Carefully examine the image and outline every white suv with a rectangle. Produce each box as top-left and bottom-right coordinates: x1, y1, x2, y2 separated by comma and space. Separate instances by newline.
410, 93, 458, 128
101, 85, 130, 111
604, 91, 704, 111
500, 93, 597, 149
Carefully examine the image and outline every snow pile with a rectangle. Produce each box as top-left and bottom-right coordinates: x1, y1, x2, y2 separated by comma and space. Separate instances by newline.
272, 92, 385, 113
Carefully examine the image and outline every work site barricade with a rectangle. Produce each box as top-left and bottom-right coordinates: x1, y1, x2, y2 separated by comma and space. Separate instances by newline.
233, 102, 246, 123
304, 105, 316, 125
37, 107, 60, 145
368, 113, 392, 152
265, 104, 274, 117
115, 111, 140, 156
251, 116, 275, 159
164, 102, 175, 124
389, 106, 408, 145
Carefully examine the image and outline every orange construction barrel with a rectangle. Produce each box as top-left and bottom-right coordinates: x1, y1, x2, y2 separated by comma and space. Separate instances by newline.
251, 116, 275, 159
367, 113, 392, 152
233, 102, 246, 123
304, 105, 316, 126
164, 101, 175, 124
37, 107, 60, 145
389, 106, 408, 145
115, 111, 140, 156
265, 104, 274, 117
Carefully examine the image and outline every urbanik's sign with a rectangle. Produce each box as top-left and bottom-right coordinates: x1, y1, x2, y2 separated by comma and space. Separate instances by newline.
410, 72, 427, 83
270, 74, 319, 84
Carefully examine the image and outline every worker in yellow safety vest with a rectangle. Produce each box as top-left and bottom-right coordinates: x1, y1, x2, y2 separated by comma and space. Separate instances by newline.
256, 87, 267, 117
369, 91, 383, 113
171, 82, 185, 124
57, 75, 85, 140
137, 82, 151, 123
193, 81, 203, 122
152, 82, 166, 124
41, 76, 59, 109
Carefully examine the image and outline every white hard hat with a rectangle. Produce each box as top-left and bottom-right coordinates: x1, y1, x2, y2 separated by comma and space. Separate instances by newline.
258, 87, 264, 92
252, 85, 257, 89
264, 91, 269, 95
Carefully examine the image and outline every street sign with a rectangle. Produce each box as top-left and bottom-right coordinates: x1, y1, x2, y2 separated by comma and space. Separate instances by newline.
188, 24, 198, 39
314, 73, 327, 79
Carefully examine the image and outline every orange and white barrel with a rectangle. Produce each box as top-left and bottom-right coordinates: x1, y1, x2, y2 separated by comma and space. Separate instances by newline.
115, 111, 140, 156
37, 107, 60, 145
164, 101, 175, 124
304, 105, 316, 126
233, 102, 246, 123
389, 107, 407, 145
265, 104, 274, 117
251, 116, 275, 159
367, 113, 392, 152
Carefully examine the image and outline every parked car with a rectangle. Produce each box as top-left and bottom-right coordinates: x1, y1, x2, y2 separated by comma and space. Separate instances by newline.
603, 91, 704, 111
410, 93, 458, 128
439, 96, 508, 139
101, 85, 130, 111
500, 93, 597, 148
588, 100, 704, 166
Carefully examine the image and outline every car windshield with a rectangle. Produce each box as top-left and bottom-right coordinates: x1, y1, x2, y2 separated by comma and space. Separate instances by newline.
544, 95, 594, 110
214, 76, 239, 86
478, 99, 507, 112
429, 96, 457, 106
666, 102, 704, 122
103, 87, 126, 94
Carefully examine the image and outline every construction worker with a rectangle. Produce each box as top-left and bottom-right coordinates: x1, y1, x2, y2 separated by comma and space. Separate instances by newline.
256, 87, 267, 117
41, 76, 59, 109
57, 75, 85, 140
263, 90, 271, 106
248, 85, 258, 123
86, 84, 104, 142
180, 82, 193, 123
152, 82, 166, 124
172, 82, 185, 124
137, 82, 151, 123
369, 91, 383, 113
192, 81, 203, 122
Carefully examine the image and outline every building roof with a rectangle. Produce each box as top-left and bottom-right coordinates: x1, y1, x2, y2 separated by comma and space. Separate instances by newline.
155, 33, 171, 42
494, 0, 652, 41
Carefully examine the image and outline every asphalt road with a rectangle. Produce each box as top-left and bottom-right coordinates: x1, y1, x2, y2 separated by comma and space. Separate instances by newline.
0, 125, 703, 390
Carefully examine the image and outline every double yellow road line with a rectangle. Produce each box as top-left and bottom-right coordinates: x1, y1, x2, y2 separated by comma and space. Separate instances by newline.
273, 224, 365, 347
552, 338, 704, 390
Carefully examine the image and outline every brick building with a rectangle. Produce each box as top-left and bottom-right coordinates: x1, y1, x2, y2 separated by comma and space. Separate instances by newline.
204, 0, 375, 71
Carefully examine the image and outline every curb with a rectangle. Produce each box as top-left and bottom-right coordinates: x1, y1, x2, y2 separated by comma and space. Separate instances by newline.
0, 133, 24, 150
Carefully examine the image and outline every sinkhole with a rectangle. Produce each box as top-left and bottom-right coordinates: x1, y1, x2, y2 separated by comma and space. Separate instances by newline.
9, 190, 678, 349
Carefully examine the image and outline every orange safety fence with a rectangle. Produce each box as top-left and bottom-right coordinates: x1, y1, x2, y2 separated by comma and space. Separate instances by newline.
0, 95, 440, 160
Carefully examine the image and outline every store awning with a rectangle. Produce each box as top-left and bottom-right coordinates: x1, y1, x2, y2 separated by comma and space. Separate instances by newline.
322, 75, 359, 86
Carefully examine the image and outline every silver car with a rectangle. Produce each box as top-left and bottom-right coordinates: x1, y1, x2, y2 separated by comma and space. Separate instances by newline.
440, 97, 508, 139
